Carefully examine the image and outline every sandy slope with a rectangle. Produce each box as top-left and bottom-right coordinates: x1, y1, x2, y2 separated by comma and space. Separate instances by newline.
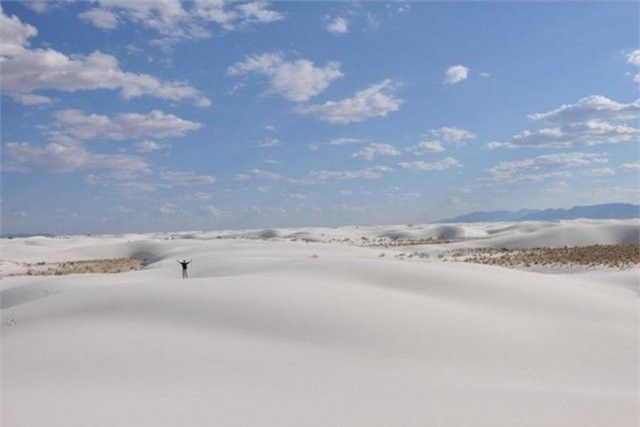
1, 220, 638, 426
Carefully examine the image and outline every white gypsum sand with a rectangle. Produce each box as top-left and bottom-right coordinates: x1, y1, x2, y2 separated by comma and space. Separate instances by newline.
1, 219, 638, 427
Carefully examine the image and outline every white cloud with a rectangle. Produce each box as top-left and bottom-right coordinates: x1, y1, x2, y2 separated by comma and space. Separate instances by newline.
228, 52, 342, 101
51, 109, 202, 142
528, 96, 640, 123
234, 168, 281, 181
159, 171, 216, 185
488, 96, 640, 148
299, 79, 402, 124
487, 152, 608, 181
407, 127, 475, 155
3, 141, 151, 179
159, 203, 179, 216
444, 65, 468, 84
431, 127, 476, 143
618, 162, 640, 172
311, 137, 366, 150
625, 49, 640, 83
256, 138, 281, 148
407, 140, 445, 155
203, 205, 224, 217
187, 192, 214, 201
327, 16, 348, 35
284, 193, 307, 200
399, 157, 460, 171
235, 1, 283, 25
79, 8, 119, 29
193, 0, 283, 32
23, 1, 50, 14
293, 166, 393, 185
583, 167, 615, 177
2, 49, 211, 106
84, 0, 202, 43
328, 137, 364, 146
352, 143, 400, 160
135, 140, 164, 152
0, 10, 210, 106
8, 93, 52, 105
626, 49, 640, 66
0, 7, 37, 57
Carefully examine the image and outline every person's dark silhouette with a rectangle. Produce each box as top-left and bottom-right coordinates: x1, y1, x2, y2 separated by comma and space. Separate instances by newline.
178, 259, 191, 278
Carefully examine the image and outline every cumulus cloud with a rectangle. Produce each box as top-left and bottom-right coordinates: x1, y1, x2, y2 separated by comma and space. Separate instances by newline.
398, 157, 460, 171
0, 9, 210, 106
194, 0, 284, 31
488, 96, 640, 148
3, 141, 151, 179
2, 49, 211, 106
444, 65, 468, 84
79, 8, 120, 29
227, 52, 342, 101
486, 152, 608, 182
299, 79, 402, 124
431, 127, 476, 144
407, 127, 475, 155
134, 141, 164, 152
352, 143, 401, 160
625, 49, 640, 83
50, 109, 202, 142
528, 95, 640, 123
626, 49, 640, 66
327, 16, 348, 34
0, 6, 37, 57
79, 0, 199, 42
407, 140, 445, 155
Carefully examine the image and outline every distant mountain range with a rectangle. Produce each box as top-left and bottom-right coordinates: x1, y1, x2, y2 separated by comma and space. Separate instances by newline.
437, 203, 640, 223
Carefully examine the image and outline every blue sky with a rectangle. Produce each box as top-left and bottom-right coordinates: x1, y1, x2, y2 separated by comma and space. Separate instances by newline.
1, 0, 638, 234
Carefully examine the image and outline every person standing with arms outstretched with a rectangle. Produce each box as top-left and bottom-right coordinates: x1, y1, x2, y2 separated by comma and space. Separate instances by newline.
178, 259, 191, 278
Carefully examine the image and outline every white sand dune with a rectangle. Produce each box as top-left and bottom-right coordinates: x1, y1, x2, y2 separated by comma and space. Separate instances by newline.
1, 219, 638, 426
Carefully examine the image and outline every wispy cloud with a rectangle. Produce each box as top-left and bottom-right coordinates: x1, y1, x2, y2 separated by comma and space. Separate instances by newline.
352, 143, 401, 160
256, 138, 281, 148
431, 127, 476, 144
50, 109, 202, 142
486, 152, 608, 182
487, 96, 640, 149
299, 79, 402, 124
399, 157, 460, 171
292, 166, 393, 185
3, 141, 151, 179
159, 171, 216, 185
234, 168, 282, 181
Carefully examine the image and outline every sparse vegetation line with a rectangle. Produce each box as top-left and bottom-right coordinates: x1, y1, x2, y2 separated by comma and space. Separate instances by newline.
5, 257, 146, 278
446, 244, 640, 269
